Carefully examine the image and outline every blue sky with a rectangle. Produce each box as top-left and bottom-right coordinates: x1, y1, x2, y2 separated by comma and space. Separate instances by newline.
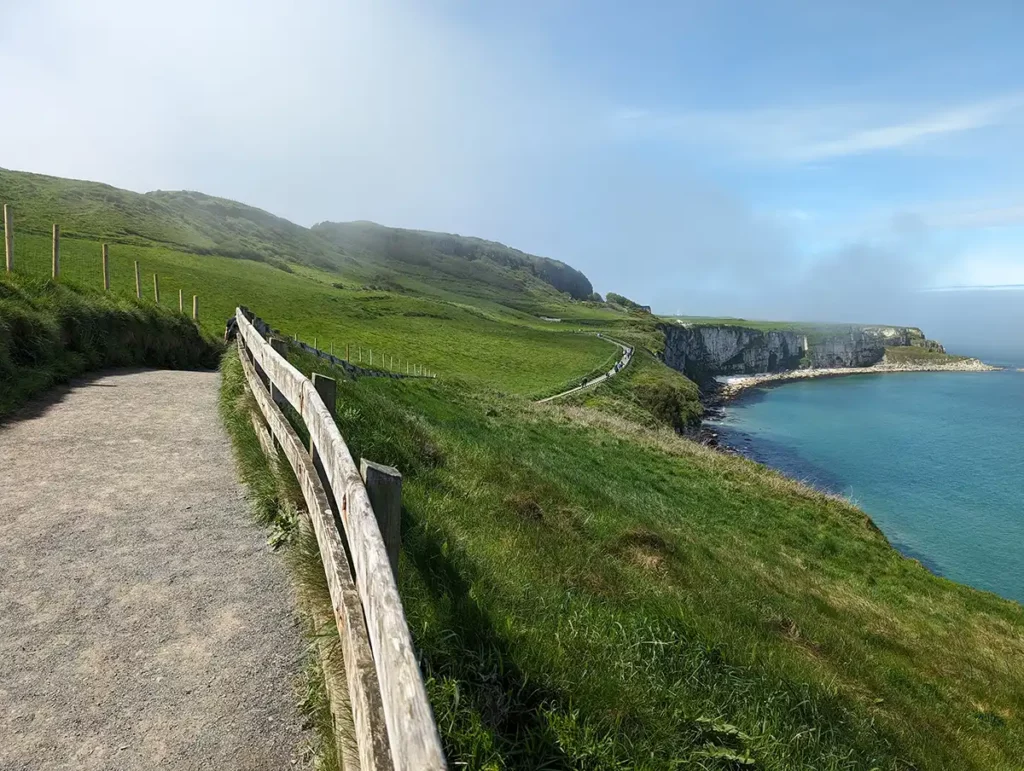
3, 0, 1024, 334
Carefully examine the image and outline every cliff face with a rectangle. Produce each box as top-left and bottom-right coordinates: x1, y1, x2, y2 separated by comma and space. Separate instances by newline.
662, 323, 935, 383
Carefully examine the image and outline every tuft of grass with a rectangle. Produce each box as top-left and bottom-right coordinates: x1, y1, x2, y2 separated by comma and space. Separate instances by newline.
219, 350, 348, 769
0, 272, 221, 418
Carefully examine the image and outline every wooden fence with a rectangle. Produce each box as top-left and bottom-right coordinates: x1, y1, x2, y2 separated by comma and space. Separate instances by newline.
2, 203, 200, 320
234, 307, 445, 771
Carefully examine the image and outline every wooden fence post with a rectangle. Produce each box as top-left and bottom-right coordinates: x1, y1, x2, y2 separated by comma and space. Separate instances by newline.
192, 295, 199, 321
269, 337, 288, 407
311, 372, 337, 471
4, 204, 12, 272
134, 261, 141, 298
360, 459, 402, 581
102, 244, 110, 290
179, 288, 183, 313
153, 274, 160, 303
51, 224, 60, 278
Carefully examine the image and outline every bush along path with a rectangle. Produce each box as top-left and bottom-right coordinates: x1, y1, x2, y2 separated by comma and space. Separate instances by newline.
535, 333, 633, 403
0, 369, 307, 770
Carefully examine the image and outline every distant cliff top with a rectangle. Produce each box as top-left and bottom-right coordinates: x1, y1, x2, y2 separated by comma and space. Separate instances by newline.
664, 316, 925, 340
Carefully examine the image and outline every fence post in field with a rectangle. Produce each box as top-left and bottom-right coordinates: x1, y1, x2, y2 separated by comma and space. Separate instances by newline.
314, 336, 317, 350
134, 261, 141, 298
360, 458, 403, 581
310, 373, 337, 472
192, 295, 199, 321
346, 343, 350, 361
102, 244, 110, 290
179, 289, 183, 313
153, 274, 160, 304
51, 224, 60, 278
4, 204, 12, 272
268, 337, 288, 407
330, 341, 334, 356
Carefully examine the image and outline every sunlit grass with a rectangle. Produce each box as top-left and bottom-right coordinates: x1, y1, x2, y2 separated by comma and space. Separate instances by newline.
228, 344, 1024, 770
10, 232, 614, 395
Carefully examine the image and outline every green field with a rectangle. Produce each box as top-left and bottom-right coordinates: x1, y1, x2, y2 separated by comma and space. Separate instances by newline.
7, 231, 619, 396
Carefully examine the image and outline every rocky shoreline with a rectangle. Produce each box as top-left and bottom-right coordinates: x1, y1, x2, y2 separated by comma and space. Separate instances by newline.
700, 357, 999, 448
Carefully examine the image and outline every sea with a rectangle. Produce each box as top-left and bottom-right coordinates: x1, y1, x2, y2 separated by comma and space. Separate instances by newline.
711, 348, 1024, 605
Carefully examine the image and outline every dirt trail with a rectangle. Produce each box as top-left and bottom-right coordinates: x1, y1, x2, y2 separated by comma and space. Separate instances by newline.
0, 369, 306, 770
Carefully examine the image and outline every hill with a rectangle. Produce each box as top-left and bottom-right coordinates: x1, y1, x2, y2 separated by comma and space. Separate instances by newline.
0, 169, 594, 308
313, 220, 593, 304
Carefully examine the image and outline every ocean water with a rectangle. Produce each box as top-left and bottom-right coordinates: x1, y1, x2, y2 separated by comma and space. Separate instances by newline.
713, 367, 1024, 605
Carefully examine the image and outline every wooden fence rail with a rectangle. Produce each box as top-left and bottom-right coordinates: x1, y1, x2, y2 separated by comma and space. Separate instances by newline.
234, 307, 445, 771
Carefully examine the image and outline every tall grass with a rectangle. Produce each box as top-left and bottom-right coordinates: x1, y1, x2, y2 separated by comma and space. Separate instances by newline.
0, 272, 221, 417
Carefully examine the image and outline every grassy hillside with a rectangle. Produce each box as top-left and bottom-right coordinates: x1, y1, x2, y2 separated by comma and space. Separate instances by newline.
0, 169, 341, 270
0, 273, 221, 417
5, 230, 616, 396
884, 346, 968, 364
563, 347, 703, 431
0, 169, 598, 308
224, 343, 1024, 770
313, 220, 593, 301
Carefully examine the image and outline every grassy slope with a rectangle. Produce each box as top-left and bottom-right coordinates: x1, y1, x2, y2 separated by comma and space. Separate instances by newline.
563, 348, 703, 431
312, 219, 593, 301
233, 345, 1024, 770
884, 346, 968, 364
0, 169, 598, 308
0, 273, 221, 417
8, 232, 614, 396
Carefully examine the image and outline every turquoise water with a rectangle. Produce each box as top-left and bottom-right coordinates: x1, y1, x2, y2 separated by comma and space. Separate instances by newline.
714, 369, 1024, 604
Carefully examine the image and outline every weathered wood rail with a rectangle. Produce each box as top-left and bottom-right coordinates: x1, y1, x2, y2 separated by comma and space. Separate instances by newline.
234, 307, 446, 771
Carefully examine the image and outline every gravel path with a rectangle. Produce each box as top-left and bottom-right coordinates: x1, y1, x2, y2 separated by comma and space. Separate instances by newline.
536, 335, 633, 404
0, 369, 306, 770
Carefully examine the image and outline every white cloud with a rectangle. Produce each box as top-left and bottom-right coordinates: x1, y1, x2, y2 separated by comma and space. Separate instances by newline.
932, 248, 1024, 288
609, 94, 1024, 164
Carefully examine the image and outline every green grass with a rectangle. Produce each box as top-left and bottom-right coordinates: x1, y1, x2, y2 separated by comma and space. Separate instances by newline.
0, 168, 604, 307
222, 344, 1024, 770
884, 346, 969, 364
563, 348, 703, 431
0, 272, 221, 418
8, 232, 614, 396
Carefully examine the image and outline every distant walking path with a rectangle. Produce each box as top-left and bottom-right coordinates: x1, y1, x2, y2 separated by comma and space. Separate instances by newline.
0, 370, 305, 770
537, 335, 633, 404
